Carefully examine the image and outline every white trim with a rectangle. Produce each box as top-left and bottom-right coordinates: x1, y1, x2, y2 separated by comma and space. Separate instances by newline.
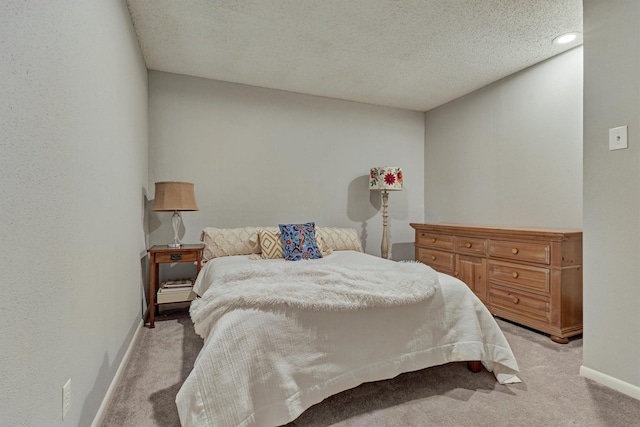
580, 365, 640, 400
91, 320, 144, 427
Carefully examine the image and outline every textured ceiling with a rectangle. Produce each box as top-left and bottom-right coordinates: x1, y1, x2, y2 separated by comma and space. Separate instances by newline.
126, 0, 582, 112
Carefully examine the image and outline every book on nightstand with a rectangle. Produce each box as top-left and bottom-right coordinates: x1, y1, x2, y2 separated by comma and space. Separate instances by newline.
157, 279, 196, 304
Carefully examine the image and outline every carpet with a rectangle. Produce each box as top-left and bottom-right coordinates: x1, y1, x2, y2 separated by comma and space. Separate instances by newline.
101, 309, 640, 427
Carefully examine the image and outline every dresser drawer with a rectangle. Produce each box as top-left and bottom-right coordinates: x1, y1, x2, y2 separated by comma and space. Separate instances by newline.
155, 252, 198, 263
488, 260, 550, 293
454, 236, 487, 255
489, 285, 549, 323
417, 247, 454, 273
488, 239, 550, 265
416, 232, 454, 250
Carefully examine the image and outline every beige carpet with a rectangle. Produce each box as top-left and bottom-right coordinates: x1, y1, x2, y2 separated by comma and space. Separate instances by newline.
102, 309, 640, 426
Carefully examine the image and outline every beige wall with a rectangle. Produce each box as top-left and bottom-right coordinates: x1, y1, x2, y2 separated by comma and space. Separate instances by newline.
582, 0, 640, 397
424, 47, 583, 229
0, 1, 148, 425
148, 71, 425, 261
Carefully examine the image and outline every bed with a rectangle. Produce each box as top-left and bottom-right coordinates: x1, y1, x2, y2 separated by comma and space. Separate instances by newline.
175, 226, 520, 427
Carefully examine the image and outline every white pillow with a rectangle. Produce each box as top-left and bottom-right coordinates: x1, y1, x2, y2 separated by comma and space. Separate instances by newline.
316, 227, 363, 252
200, 227, 261, 261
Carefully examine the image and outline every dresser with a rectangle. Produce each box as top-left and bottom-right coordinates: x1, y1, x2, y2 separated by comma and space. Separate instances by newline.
410, 223, 583, 343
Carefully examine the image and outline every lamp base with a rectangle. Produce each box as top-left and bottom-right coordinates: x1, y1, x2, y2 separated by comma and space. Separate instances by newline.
381, 190, 389, 259
170, 211, 183, 248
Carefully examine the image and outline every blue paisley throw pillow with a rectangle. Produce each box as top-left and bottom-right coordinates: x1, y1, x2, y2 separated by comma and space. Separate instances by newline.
278, 222, 323, 261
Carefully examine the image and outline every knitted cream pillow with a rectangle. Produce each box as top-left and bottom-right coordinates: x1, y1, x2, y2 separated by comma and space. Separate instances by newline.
200, 227, 261, 261
316, 227, 363, 252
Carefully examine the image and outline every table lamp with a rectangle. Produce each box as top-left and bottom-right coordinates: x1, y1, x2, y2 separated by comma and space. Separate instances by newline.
152, 181, 198, 248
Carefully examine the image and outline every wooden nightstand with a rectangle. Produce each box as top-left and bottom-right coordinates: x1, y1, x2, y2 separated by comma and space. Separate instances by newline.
147, 244, 205, 328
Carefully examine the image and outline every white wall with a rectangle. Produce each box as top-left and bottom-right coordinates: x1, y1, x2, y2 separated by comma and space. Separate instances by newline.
424, 47, 583, 229
148, 71, 425, 261
582, 0, 640, 397
0, 1, 148, 425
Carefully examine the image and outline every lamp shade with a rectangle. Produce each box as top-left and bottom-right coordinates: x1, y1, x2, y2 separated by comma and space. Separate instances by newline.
369, 167, 403, 191
152, 181, 198, 211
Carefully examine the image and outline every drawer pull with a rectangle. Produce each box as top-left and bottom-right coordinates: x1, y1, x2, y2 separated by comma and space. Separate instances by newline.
431, 255, 436, 261
432, 238, 437, 243
170, 254, 183, 261
466, 242, 472, 248
454, 271, 459, 277
512, 272, 519, 278
511, 296, 520, 304
511, 248, 519, 255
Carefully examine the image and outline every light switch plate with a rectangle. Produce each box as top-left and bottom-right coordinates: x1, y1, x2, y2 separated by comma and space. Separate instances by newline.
609, 126, 628, 150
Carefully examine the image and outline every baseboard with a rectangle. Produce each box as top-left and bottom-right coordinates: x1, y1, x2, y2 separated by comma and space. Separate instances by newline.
91, 319, 144, 427
580, 365, 640, 400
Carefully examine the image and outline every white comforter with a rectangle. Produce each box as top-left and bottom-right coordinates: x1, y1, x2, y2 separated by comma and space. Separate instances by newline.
176, 251, 520, 427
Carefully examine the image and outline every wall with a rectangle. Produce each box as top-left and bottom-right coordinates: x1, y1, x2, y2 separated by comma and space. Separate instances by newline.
423, 47, 583, 229
582, 0, 640, 398
148, 71, 425, 261
0, 1, 148, 425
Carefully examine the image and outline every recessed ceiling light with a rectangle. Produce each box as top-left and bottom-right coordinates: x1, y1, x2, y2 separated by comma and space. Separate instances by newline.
553, 32, 579, 45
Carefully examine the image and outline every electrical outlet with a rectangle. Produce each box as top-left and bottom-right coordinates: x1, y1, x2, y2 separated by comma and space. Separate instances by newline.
62, 379, 71, 420
609, 126, 628, 150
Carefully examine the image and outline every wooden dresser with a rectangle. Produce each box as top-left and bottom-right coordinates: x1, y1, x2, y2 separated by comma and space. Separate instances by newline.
410, 223, 583, 343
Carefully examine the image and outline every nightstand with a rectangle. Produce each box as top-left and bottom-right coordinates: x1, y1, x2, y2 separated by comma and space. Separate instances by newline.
147, 244, 205, 328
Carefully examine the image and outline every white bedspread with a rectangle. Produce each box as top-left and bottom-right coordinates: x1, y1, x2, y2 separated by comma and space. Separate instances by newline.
190, 259, 439, 339
177, 251, 520, 427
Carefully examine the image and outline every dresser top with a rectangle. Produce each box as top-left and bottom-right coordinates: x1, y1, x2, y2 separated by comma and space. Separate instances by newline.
410, 223, 582, 240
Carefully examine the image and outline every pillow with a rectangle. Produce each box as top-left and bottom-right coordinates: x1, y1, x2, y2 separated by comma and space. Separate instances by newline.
259, 228, 284, 259
200, 227, 261, 261
317, 234, 332, 257
259, 227, 332, 259
316, 227, 363, 252
278, 222, 323, 261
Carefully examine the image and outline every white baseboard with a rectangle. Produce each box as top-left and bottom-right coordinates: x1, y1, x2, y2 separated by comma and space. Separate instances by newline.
91, 319, 144, 427
580, 365, 640, 400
